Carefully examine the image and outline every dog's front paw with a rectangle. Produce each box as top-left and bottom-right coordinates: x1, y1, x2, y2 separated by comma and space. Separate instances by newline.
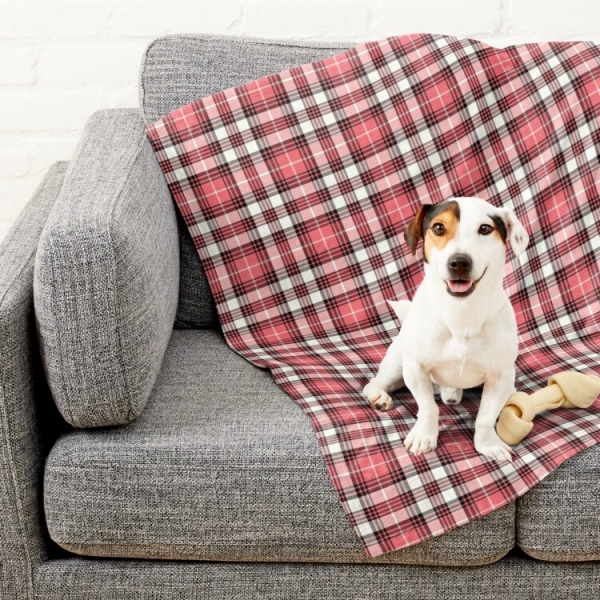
475, 429, 514, 462
404, 419, 438, 456
364, 382, 394, 411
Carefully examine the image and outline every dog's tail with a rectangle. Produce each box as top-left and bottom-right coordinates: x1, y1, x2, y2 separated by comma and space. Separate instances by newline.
387, 299, 412, 323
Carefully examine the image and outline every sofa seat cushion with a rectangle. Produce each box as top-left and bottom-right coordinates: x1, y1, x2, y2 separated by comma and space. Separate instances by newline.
517, 446, 600, 561
44, 329, 514, 566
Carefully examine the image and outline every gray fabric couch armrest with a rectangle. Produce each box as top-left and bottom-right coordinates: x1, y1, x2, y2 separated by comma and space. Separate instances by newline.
34, 109, 179, 428
0, 163, 68, 599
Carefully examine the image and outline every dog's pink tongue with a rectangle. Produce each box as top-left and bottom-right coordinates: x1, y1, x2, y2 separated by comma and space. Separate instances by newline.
448, 280, 473, 293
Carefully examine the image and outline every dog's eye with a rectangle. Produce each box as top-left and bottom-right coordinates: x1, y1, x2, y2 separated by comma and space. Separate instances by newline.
479, 224, 493, 236
431, 223, 445, 236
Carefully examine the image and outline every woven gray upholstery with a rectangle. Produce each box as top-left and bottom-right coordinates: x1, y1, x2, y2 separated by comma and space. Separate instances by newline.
173, 211, 218, 328
34, 109, 179, 428
44, 329, 514, 567
140, 34, 350, 124
517, 445, 600, 561
35, 556, 600, 600
140, 35, 351, 329
0, 163, 67, 599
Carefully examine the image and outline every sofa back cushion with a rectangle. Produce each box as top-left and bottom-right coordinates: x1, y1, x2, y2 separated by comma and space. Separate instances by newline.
140, 35, 349, 328
34, 110, 179, 428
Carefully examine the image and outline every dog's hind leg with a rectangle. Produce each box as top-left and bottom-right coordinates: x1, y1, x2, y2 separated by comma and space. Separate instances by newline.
363, 339, 404, 412
440, 387, 463, 405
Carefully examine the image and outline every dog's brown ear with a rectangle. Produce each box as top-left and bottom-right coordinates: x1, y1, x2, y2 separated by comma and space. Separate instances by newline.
403, 204, 433, 255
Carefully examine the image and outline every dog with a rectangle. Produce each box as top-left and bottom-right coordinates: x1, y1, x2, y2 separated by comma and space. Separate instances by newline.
363, 197, 529, 461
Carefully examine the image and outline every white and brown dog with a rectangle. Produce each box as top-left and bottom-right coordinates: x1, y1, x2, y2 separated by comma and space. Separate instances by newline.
364, 197, 529, 461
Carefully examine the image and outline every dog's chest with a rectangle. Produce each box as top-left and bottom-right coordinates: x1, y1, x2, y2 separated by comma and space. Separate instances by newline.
427, 334, 488, 389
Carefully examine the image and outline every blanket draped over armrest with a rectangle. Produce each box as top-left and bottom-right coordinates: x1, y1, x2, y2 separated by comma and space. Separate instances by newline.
147, 34, 600, 557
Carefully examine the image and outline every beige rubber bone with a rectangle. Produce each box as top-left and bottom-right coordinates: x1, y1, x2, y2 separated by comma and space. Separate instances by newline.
497, 371, 600, 446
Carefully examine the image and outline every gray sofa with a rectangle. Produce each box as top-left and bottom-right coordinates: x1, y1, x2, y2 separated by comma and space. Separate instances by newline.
1, 35, 599, 599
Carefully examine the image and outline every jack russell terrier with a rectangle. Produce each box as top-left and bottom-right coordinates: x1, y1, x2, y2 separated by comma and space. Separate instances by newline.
364, 197, 529, 462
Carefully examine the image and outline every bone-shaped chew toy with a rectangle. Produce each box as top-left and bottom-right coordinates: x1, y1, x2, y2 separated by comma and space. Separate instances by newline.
496, 371, 600, 446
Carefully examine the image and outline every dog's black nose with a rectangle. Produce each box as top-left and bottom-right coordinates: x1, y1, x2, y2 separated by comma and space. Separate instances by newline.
447, 253, 472, 277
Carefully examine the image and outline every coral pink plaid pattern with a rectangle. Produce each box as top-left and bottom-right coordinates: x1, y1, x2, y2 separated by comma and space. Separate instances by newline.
147, 34, 600, 557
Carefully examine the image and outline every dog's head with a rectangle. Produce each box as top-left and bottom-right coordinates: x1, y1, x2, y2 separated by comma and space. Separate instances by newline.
404, 197, 529, 298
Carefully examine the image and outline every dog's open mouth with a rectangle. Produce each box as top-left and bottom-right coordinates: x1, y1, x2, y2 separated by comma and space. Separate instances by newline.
446, 279, 474, 296
445, 268, 487, 298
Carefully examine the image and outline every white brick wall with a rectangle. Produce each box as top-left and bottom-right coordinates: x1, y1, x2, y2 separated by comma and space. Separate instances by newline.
2, 0, 599, 240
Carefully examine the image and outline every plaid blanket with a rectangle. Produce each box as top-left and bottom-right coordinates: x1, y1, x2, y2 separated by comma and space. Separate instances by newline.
147, 34, 600, 557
